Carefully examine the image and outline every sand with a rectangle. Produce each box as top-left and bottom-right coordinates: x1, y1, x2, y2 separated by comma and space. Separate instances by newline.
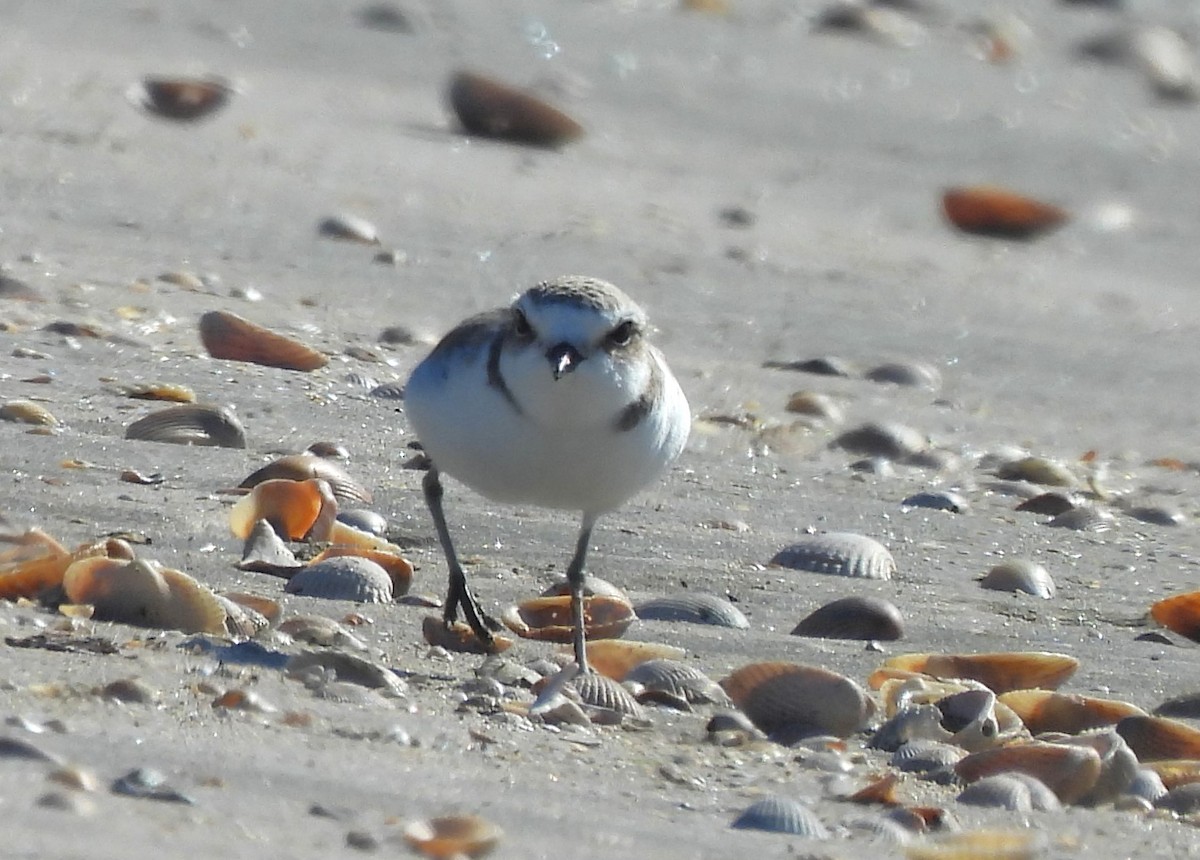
2, 0, 1200, 857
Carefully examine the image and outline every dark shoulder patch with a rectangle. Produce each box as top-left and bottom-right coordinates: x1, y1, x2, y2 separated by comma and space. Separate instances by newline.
431, 308, 512, 356
614, 357, 662, 432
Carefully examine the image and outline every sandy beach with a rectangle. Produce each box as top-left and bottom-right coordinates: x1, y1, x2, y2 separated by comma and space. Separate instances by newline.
2, 1, 1200, 857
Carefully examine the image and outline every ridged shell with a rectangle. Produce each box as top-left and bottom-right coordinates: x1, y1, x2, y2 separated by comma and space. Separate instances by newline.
942, 185, 1069, 239
634, 593, 748, 629
582, 640, 686, 681
125, 404, 246, 448
285, 556, 393, 603
957, 774, 1061, 812
980, 560, 1055, 599
770, 533, 895, 581
570, 671, 644, 720
239, 454, 372, 505
1046, 506, 1114, 532
421, 616, 513, 655
63, 557, 226, 635
540, 573, 628, 600
229, 478, 334, 541
447, 71, 583, 148
216, 594, 270, 640
833, 422, 926, 459
882, 651, 1078, 694
890, 740, 965, 773
730, 795, 829, 838
998, 689, 1146, 735
309, 546, 412, 596
1150, 591, 1200, 643
625, 659, 731, 705
1116, 715, 1200, 762
1126, 768, 1169, 801
901, 491, 969, 514
501, 594, 635, 643
402, 814, 501, 860
131, 76, 234, 121
198, 310, 327, 372
955, 741, 1101, 804
792, 595, 903, 640
721, 662, 875, 742
905, 829, 1046, 860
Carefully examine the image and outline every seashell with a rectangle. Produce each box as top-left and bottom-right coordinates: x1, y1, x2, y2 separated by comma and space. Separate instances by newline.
421, 616, 513, 655
1133, 26, 1199, 102
0, 274, 43, 301
872, 705, 950, 752
634, 593, 748, 629
834, 421, 926, 459
1157, 783, 1200, 815
0, 531, 119, 602
901, 491, 969, 514
902, 449, 961, 472
1154, 692, 1200, 719
1144, 760, 1200, 792
124, 383, 195, 403
730, 795, 829, 837
904, 829, 1045, 860
936, 689, 1002, 752
217, 594, 270, 639
999, 689, 1145, 735
63, 557, 226, 635
222, 591, 281, 625
721, 661, 875, 742
308, 546, 412, 596
956, 741, 1101, 804
942, 186, 1069, 240
994, 455, 1076, 487
1014, 491, 1077, 516
1117, 715, 1200, 763
540, 573, 628, 600
763, 355, 857, 377
285, 650, 406, 696
792, 595, 903, 641
1045, 505, 1113, 532
784, 391, 843, 423
957, 774, 1061, 812
402, 814, 501, 860
770, 532, 895, 581
891, 739, 965, 773
447, 71, 583, 148
0, 400, 58, 426
980, 560, 1055, 599
625, 659, 731, 706
230, 478, 333, 541
1063, 730, 1140, 805
500, 594, 635, 643
323, 520, 402, 554
865, 361, 941, 390
317, 213, 379, 244
814, 3, 926, 48
337, 508, 387, 536
1150, 591, 1200, 643
125, 403, 247, 448
1126, 768, 1169, 802
1125, 504, 1186, 527
236, 519, 303, 573
285, 556, 393, 603
198, 310, 327, 372
130, 76, 234, 121
277, 615, 367, 650
582, 640, 686, 681
882, 651, 1078, 694
239, 454, 372, 505
569, 671, 644, 720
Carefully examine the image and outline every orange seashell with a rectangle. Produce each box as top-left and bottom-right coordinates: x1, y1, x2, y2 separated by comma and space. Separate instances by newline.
1145, 760, 1200, 791
402, 814, 501, 860
63, 557, 226, 635
866, 667, 928, 690
132, 76, 234, 121
955, 740, 1101, 804
323, 520, 403, 554
721, 661, 875, 742
0, 530, 123, 602
309, 546, 413, 596
998, 689, 1146, 735
1150, 590, 1200, 643
239, 454, 372, 505
501, 594, 635, 643
421, 616, 512, 655
447, 71, 584, 148
125, 383, 196, 403
229, 478, 329, 541
882, 652, 1078, 694
849, 772, 901, 805
942, 185, 1069, 239
581, 640, 686, 682
198, 310, 327, 372
221, 592, 282, 625
1116, 715, 1200, 762
906, 828, 1046, 860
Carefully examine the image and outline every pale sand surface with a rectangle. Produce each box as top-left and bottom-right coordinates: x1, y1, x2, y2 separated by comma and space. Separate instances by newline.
2, 1, 1200, 857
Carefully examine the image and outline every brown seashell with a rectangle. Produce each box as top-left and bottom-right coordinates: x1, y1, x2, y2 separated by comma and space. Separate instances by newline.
955, 741, 1101, 804
1117, 715, 1200, 763
125, 403, 247, 448
834, 421, 926, 459
721, 661, 875, 742
238, 454, 372, 505
1150, 590, 1200, 643
849, 772, 902, 805
998, 690, 1146, 735
285, 556, 393, 603
1014, 491, 1076, 516
447, 71, 583, 148
309, 546, 412, 596
582, 639, 686, 681
124, 383, 196, 403
905, 828, 1046, 860
942, 185, 1069, 240
402, 814, 501, 860
882, 651, 1078, 694
421, 616, 512, 654
221, 591, 282, 626
131, 76, 234, 121
784, 391, 843, 423
980, 560, 1055, 599
229, 478, 331, 541
198, 310, 327, 372
1145, 760, 1200, 791
0, 400, 58, 426
791, 595, 904, 640
63, 557, 226, 635
500, 594, 635, 643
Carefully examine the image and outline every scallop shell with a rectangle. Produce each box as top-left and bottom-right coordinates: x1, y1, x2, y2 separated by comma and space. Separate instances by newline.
634, 593, 748, 629
792, 595, 903, 640
239, 454, 372, 505
998, 689, 1146, 735
721, 661, 875, 742
625, 659, 731, 706
942, 185, 1069, 240
865, 362, 942, 390
882, 651, 1078, 694
309, 546, 412, 596
569, 671, 644, 720
500, 594, 635, 643
1116, 715, 1200, 763
582, 639, 686, 681
1045, 505, 1114, 532
63, 557, 226, 635
447, 71, 583, 148
834, 422, 926, 459
890, 740, 965, 774
905, 829, 1046, 860
402, 814, 501, 859
957, 774, 1061, 812
1149, 590, 1200, 643
198, 310, 327, 372
980, 560, 1055, 599
0, 400, 58, 426
229, 478, 335, 541
770, 532, 895, 581
901, 491, 969, 514
730, 795, 829, 838
421, 616, 513, 655
125, 403, 247, 448
955, 741, 1101, 804
1126, 768, 1169, 802
130, 76, 234, 121
285, 556, 393, 603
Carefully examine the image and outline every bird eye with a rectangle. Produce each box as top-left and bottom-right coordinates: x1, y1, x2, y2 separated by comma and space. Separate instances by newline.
607, 320, 636, 347
513, 310, 533, 338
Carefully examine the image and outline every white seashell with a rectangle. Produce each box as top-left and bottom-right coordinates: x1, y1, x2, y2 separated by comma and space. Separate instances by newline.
770, 532, 895, 580
730, 795, 829, 837
285, 556, 393, 603
980, 560, 1055, 599
634, 593, 748, 629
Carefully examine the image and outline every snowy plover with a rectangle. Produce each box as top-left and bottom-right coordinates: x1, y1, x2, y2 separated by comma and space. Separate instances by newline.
405, 276, 690, 671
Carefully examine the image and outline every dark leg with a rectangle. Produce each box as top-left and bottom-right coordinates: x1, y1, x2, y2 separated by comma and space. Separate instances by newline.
565, 514, 597, 672
422, 466, 499, 646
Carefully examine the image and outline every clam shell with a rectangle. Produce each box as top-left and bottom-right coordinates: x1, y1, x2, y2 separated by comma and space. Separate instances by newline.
882, 651, 1079, 694
198, 310, 327, 372
957, 774, 1061, 812
317, 213, 379, 244
834, 421, 926, 459
309, 546, 412, 596
792, 595, 903, 640
1144, 760, 1200, 792
890, 740, 965, 774
0, 400, 58, 426
1125, 504, 1186, 527
980, 560, 1055, 599
1157, 783, 1200, 815
125, 403, 247, 448
865, 361, 942, 390
1134, 26, 1199, 102
955, 741, 1101, 804
994, 455, 1076, 486
402, 814, 501, 859
1116, 715, 1200, 762
124, 383, 195, 403
285, 650, 406, 696
901, 491, 969, 514
421, 616, 513, 655
63, 557, 226, 635
905, 829, 1046, 860
1154, 692, 1200, 719
625, 659, 732, 705
942, 185, 1069, 240
581, 640, 686, 681
1014, 492, 1077, 516
285, 556, 393, 603
998, 689, 1146, 735
770, 532, 895, 581
500, 594, 635, 643
763, 355, 856, 376
1046, 505, 1114, 532
239, 454, 372, 505
131, 76, 234, 121
721, 661, 875, 742
447, 71, 583, 148
337, 509, 387, 536
0, 531, 119, 602
784, 391, 843, 423
634, 593, 748, 629
730, 795, 829, 838
1150, 590, 1200, 643
1063, 730, 1140, 805
229, 478, 333, 541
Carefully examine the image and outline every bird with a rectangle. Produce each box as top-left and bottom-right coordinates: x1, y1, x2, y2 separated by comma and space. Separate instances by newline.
404, 275, 690, 672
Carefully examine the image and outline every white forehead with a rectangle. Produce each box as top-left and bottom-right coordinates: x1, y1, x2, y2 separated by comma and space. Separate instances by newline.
514, 276, 647, 339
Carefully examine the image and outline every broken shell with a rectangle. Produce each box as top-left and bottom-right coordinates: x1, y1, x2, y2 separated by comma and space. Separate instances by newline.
770, 532, 895, 581
198, 310, 327, 372
955, 741, 1101, 804
501, 594, 635, 642
871, 705, 950, 752
63, 557, 226, 635
229, 478, 332, 541
236, 519, 303, 573
1116, 715, 1200, 762
421, 617, 512, 654
957, 774, 1061, 812
721, 661, 875, 742
285, 556, 393, 603
0, 531, 116, 601
1064, 730, 1140, 805
942, 185, 1069, 240
998, 690, 1146, 735
1144, 760, 1200, 792
130, 75, 234, 120
730, 795, 829, 837
936, 689, 1002, 752
581, 640, 685, 681
447, 70, 583, 148
980, 560, 1055, 599
882, 651, 1078, 694
625, 659, 731, 706
0, 400, 58, 426
634, 593, 748, 629
124, 383, 196, 403
791, 595, 903, 640
277, 615, 367, 650
403, 814, 501, 860
834, 421, 927, 459
309, 546, 412, 596
865, 362, 942, 390
317, 213, 379, 244
217, 595, 271, 639
905, 829, 1045, 860
539, 573, 628, 600
901, 491, 969, 514
125, 403, 247, 448
239, 454, 372, 505
1150, 590, 1200, 643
